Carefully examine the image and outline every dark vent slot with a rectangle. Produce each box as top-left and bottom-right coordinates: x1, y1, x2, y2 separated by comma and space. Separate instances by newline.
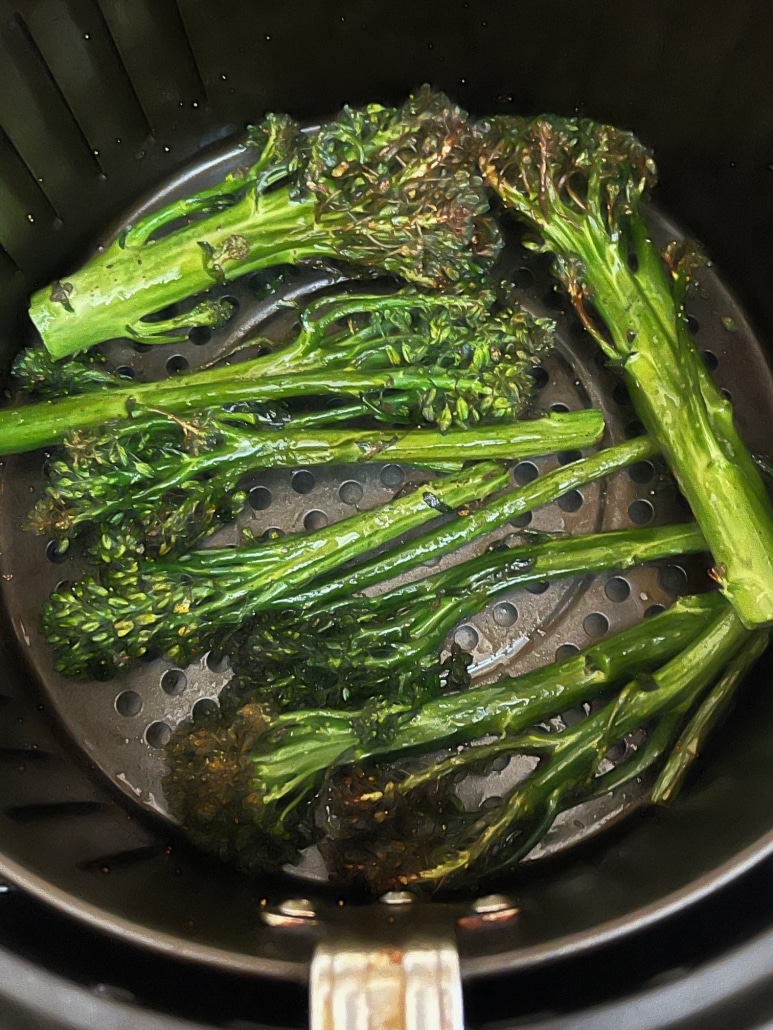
6, 800, 107, 821
0, 746, 49, 763
0, 126, 58, 270
0, 240, 20, 277
20, 0, 152, 179
0, 13, 102, 210
98, 0, 209, 133
79, 843, 168, 872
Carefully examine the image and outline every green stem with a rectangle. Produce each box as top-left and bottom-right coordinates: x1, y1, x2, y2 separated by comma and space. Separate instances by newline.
0, 361, 537, 456
515, 200, 773, 629
44, 460, 511, 674
416, 600, 750, 884
253, 593, 725, 804
29, 189, 327, 357
351, 523, 706, 702
650, 630, 770, 805
271, 435, 660, 610
42, 411, 604, 536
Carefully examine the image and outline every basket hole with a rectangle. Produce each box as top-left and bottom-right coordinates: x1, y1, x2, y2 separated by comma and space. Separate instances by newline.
514, 461, 539, 486
145, 722, 171, 748
115, 690, 142, 717
248, 486, 272, 511
249, 271, 277, 294
291, 470, 315, 494
115, 365, 136, 380
526, 581, 549, 595
628, 460, 655, 485
492, 602, 518, 627
543, 287, 565, 310
160, 669, 187, 695
700, 348, 719, 371
511, 266, 535, 290
686, 314, 700, 335
658, 564, 687, 595
510, 511, 532, 528
557, 450, 583, 466
304, 509, 328, 531
206, 650, 230, 673
262, 527, 285, 540
624, 419, 646, 439
454, 625, 479, 650
606, 740, 628, 764
555, 643, 581, 663
557, 489, 583, 513
189, 326, 212, 346
628, 499, 654, 525
339, 480, 364, 505
145, 303, 180, 322
562, 704, 589, 727
550, 402, 571, 414
605, 577, 631, 603
645, 603, 667, 619
46, 540, 69, 564
527, 366, 549, 391
612, 382, 631, 406
583, 612, 609, 638
192, 698, 219, 720
166, 355, 189, 376
380, 464, 405, 488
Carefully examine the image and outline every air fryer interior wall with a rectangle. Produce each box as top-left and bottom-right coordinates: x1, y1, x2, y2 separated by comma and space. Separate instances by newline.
2, 0, 773, 1004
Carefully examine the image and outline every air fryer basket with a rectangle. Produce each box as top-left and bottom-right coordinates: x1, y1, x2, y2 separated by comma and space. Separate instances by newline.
3, 0, 773, 1018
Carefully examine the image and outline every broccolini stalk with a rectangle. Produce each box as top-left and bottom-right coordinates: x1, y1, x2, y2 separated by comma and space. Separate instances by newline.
30, 409, 602, 559
263, 434, 660, 611
477, 115, 773, 629
165, 594, 724, 876
0, 287, 555, 454
29, 87, 502, 359
42, 460, 510, 676
650, 631, 769, 805
410, 600, 750, 887
229, 522, 705, 712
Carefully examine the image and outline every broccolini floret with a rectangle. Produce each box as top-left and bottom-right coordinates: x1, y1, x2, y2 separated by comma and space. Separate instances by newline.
29, 87, 503, 359
477, 114, 773, 630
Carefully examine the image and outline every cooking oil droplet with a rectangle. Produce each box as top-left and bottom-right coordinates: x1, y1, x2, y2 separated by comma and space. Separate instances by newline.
26, 214, 34, 223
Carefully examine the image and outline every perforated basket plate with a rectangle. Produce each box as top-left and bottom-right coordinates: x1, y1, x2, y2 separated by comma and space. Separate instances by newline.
1, 141, 771, 886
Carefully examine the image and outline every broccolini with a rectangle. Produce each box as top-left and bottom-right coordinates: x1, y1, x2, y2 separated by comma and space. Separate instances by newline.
477, 114, 773, 629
